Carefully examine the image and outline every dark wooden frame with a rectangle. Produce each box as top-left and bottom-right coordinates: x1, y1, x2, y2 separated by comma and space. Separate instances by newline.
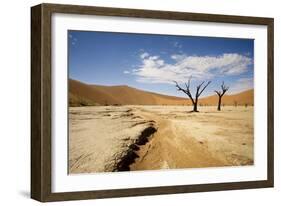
31, 3, 274, 202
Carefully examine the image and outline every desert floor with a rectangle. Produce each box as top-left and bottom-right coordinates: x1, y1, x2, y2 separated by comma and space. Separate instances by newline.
69, 106, 253, 174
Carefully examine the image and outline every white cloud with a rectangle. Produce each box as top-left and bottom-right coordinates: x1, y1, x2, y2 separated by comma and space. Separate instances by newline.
131, 52, 252, 84
229, 77, 254, 94
173, 41, 182, 48
123, 70, 130, 74
70, 36, 78, 46
140, 52, 149, 59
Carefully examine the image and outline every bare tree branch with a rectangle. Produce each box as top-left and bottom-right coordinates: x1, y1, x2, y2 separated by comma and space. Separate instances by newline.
198, 81, 211, 97
173, 81, 195, 104
214, 90, 221, 96
184, 83, 189, 91
174, 77, 211, 112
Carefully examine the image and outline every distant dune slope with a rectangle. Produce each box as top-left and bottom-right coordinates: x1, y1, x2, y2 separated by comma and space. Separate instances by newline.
199, 89, 254, 106
69, 79, 253, 106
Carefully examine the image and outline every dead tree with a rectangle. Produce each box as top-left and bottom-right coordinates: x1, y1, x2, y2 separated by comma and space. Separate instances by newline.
214, 81, 229, 111
174, 77, 211, 112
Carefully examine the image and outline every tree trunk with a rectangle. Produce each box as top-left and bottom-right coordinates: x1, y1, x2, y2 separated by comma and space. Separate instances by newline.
193, 98, 199, 112
217, 96, 221, 111
193, 103, 198, 112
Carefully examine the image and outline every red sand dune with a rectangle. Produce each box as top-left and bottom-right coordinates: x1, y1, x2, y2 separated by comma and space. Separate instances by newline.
69, 79, 253, 106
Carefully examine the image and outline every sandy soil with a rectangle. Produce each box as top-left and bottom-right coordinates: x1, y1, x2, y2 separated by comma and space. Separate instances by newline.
69, 106, 157, 173
69, 106, 253, 174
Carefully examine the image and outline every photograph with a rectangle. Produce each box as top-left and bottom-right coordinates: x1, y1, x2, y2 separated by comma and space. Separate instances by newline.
68, 31, 254, 174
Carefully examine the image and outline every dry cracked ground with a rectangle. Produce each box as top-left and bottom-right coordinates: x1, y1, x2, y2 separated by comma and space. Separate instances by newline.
69, 106, 253, 174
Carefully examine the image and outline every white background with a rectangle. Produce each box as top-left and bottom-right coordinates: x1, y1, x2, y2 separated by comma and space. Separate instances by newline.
0, 0, 279, 205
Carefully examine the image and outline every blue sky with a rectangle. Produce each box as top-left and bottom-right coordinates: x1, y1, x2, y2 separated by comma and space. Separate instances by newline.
68, 30, 254, 97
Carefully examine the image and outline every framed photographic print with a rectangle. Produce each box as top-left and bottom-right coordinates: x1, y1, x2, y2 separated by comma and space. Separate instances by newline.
31, 3, 274, 202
